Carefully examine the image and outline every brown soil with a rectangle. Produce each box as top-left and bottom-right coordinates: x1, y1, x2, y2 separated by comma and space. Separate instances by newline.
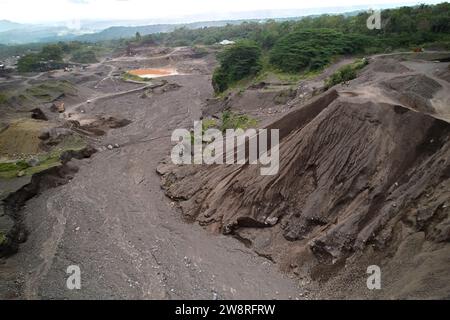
0, 46, 302, 300
159, 56, 450, 299
77, 116, 132, 136
1, 47, 449, 300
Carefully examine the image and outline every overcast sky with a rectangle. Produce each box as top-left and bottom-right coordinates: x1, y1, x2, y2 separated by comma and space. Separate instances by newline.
0, 0, 443, 24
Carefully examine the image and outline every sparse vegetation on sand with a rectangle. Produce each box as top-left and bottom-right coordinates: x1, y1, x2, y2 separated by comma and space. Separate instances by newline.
0, 131, 86, 179
0, 232, 6, 246
0, 93, 7, 105
325, 58, 369, 88
25, 80, 77, 102
187, 114, 256, 143
122, 72, 152, 82
220, 111, 258, 132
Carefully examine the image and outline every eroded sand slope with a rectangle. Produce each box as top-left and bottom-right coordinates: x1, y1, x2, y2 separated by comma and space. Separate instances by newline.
160, 56, 450, 299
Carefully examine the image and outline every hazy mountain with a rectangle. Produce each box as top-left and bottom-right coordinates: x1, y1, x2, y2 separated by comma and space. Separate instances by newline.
0, 20, 24, 32
76, 25, 178, 42
0, 26, 83, 45
0, 3, 417, 44
75, 20, 257, 42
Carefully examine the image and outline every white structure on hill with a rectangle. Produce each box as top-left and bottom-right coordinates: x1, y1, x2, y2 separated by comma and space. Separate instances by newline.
219, 40, 235, 45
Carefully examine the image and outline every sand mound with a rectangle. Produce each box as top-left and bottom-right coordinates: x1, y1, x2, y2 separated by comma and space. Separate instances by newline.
368, 58, 412, 74
380, 74, 442, 113
435, 68, 450, 83
159, 86, 450, 298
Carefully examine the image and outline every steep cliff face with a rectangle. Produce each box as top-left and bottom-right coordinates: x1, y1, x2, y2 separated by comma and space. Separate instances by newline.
159, 57, 450, 298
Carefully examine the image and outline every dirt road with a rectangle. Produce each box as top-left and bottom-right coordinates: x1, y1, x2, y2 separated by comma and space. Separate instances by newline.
1, 52, 302, 299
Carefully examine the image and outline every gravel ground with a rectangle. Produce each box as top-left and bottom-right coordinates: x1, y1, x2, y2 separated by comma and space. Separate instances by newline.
0, 49, 302, 299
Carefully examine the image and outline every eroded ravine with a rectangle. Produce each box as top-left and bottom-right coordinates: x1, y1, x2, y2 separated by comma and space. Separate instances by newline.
0, 56, 303, 299
159, 55, 450, 299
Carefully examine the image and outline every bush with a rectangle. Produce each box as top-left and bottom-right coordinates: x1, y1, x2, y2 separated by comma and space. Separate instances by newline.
202, 118, 217, 131
40, 44, 63, 61
122, 72, 152, 82
325, 58, 368, 88
212, 68, 229, 93
220, 111, 258, 132
0, 93, 7, 105
0, 232, 6, 246
212, 40, 262, 93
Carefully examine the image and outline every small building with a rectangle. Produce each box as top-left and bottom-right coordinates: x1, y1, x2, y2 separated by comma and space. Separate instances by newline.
219, 40, 235, 46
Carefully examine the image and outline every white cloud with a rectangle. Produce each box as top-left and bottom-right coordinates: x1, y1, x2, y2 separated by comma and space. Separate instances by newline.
0, 0, 442, 23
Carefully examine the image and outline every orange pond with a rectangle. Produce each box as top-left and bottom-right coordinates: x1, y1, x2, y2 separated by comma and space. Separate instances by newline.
128, 68, 177, 78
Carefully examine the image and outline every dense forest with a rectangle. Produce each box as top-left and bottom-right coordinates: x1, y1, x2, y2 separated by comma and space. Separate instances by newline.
145, 3, 450, 47
173, 2, 449, 92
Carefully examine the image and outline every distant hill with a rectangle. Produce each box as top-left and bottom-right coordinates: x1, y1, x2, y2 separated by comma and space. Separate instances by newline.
0, 19, 284, 44
0, 20, 24, 33
0, 26, 81, 45
76, 24, 178, 42
0, 20, 263, 44
75, 20, 258, 42
0, 4, 388, 45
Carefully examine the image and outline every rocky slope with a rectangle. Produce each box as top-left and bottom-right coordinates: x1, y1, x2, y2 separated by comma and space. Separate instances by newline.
159, 55, 450, 298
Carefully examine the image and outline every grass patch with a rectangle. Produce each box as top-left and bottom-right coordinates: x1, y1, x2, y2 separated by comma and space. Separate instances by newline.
188, 118, 219, 144
0, 119, 53, 157
216, 53, 325, 98
215, 76, 255, 99
187, 115, 256, 143
221, 111, 258, 132
0, 232, 6, 246
122, 72, 152, 82
25, 80, 76, 103
0, 133, 86, 179
0, 160, 29, 179
0, 93, 8, 105
203, 118, 218, 131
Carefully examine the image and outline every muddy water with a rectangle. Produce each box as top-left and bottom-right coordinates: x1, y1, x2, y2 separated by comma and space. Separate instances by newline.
128, 68, 178, 78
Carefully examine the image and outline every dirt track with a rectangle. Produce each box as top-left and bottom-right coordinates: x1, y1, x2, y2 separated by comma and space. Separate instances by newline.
0, 48, 302, 299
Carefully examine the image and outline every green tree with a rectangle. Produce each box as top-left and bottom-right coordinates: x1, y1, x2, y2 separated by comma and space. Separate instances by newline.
17, 53, 41, 72
135, 32, 142, 42
40, 44, 63, 61
270, 29, 368, 73
212, 40, 262, 93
